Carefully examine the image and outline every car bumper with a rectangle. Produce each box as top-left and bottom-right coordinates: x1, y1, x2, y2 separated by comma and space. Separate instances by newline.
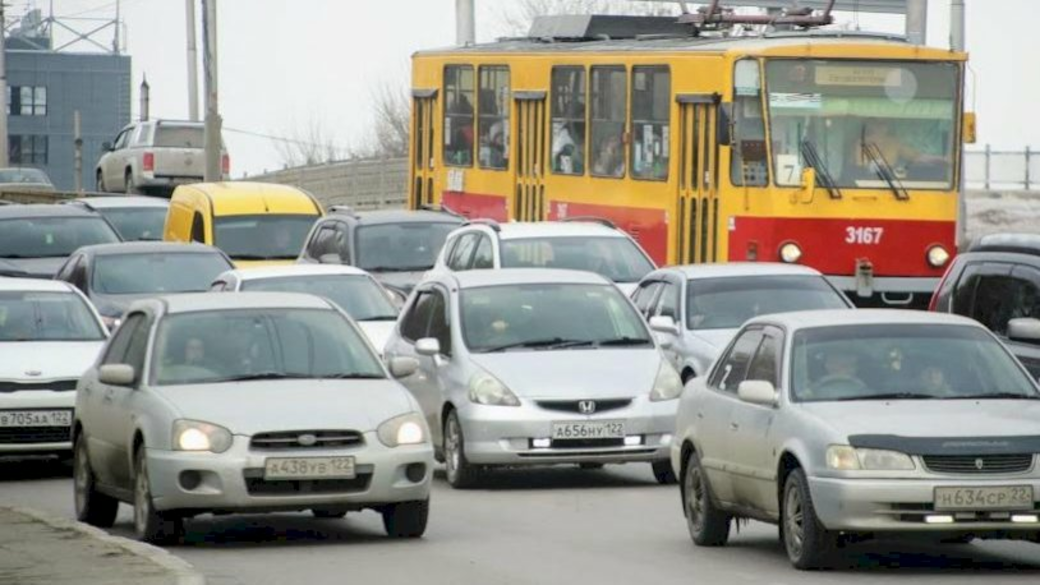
147, 432, 433, 513
458, 397, 676, 466
810, 475, 1040, 533
0, 393, 74, 454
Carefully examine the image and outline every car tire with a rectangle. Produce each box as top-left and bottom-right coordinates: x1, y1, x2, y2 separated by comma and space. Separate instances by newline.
125, 170, 137, 195
312, 509, 348, 519
381, 499, 429, 538
782, 468, 838, 570
652, 460, 677, 484
133, 446, 183, 545
443, 410, 480, 489
73, 436, 118, 528
682, 451, 731, 547
96, 172, 106, 193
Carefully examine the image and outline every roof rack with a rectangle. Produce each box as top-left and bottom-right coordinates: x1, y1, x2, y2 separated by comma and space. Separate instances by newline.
419, 203, 464, 218
679, 0, 836, 32
327, 205, 358, 217
559, 216, 617, 229
462, 218, 501, 232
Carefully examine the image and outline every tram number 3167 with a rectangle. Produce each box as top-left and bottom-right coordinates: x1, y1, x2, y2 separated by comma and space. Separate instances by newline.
845, 227, 885, 245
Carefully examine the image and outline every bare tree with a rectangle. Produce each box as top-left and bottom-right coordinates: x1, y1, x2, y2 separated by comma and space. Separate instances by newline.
362, 81, 411, 160
272, 118, 346, 168
499, 0, 679, 36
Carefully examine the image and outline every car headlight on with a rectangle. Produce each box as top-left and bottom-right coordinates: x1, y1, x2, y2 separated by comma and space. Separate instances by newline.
826, 445, 915, 471
377, 412, 427, 447
927, 245, 951, 268
779, 241, 803, 264
468, 372, 521, 406
650, 361, 683, 402
172, 420, 233, 453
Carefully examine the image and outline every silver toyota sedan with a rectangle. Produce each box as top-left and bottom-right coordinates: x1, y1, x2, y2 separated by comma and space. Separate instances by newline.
385, 269, 682, 488
73, 292, 432, 543
672, 309, 1040, 569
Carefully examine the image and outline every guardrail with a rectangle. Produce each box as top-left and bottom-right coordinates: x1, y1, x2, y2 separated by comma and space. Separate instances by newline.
965, 147, 1039, 191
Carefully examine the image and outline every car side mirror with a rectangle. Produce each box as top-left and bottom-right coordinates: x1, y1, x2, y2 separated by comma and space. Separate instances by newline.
1008, 318, 1040, 344
102, 141, 113, 152
649, 315, 679, 337
99, 364, 135, 386
389, 356, 420, 379
416, 337, 441, 357
738, 380, 778, 407
319, 253, 342, 265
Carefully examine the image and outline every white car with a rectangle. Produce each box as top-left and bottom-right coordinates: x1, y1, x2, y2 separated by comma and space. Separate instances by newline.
428, 219, 656, 295
210, 265, 400, 352
0, 278, 108, 458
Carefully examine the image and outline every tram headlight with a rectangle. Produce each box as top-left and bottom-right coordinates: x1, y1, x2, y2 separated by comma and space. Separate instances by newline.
927, 245, 950, 268
779, 241, 803, 264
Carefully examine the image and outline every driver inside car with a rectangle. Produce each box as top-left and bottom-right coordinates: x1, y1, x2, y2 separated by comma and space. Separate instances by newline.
811, 349, 866, 396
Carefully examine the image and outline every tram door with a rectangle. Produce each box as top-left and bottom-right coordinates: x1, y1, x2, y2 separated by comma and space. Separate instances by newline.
513, 92, 547, 222
411, 91, 438, 209
676, 96, 720, 264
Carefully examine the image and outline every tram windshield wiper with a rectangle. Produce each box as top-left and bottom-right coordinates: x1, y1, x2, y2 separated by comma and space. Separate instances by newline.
799, 140, 842, 200
862, 141, 910, 201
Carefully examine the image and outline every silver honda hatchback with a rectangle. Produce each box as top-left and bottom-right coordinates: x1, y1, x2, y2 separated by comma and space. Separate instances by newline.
385, 269, 682, 488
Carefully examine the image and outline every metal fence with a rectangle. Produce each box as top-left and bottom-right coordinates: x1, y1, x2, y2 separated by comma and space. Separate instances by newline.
965, 147, 1040, 191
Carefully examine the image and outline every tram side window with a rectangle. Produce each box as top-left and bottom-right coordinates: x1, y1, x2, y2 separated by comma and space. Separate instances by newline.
591, 66, 627, 178
631, 66, 671, 181
444, 65, 475, 167
478, 66, 510, 170
551, 67, 587, 176
731, 60, 768, 186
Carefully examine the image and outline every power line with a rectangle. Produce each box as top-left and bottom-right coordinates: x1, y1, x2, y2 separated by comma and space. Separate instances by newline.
223, 126, 340, 150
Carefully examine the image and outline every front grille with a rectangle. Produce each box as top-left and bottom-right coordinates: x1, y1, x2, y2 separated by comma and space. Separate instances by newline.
923, 454, 1035, 475
243, 472, 372, 496
250, 430, 364, 450
0, 426, 71, 444
549, 438, 625, 449
0, 380, 77, 393
536, 399, 632, 414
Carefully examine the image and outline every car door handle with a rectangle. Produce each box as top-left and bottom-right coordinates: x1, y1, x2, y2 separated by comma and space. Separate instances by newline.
730, 422, 739, 431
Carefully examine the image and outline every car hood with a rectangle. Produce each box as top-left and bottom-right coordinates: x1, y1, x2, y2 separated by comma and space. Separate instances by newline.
686, 328, 738, 350
357, 321, 395, 356
0, 257, 65, 278
152, 379, 415, 435
801, 400, 1040, 439
372, 271, 424, 294
0, 341, 104, 380
468, 349, 660, 400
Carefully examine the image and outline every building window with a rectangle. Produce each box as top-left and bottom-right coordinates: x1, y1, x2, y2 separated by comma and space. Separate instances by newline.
590, 66, 627, 178
631, 66, 671, 181
9, 135, 48, 165
551, 67, 586, 176
477, 66, 510, 170
8, 86, 47, 116
444, 65, 475, 167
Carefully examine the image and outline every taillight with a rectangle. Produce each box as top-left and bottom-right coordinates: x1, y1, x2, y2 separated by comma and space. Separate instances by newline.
142, 152, 154, 172
221, 154, 230, 175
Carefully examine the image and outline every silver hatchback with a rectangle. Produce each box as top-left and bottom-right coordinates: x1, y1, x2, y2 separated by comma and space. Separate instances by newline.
385, 269, 682, 488
673, 309, 1040, 569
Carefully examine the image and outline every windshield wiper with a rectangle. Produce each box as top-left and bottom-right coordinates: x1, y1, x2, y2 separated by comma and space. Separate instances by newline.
834, 392, 941, 401
799, 140, 842, 199
861, 141, 910, 201
319, 373, 385, 379
951, 392, 1040, 400
218, 372, 310, 382
364, 265, 432, 273
230, 254, 275, 260
482, 338, 593, 353
360, 315, 399, 322
596, 337, 653, 347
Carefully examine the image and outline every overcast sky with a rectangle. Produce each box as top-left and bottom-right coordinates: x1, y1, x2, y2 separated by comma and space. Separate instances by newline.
33, 0, 1040, 176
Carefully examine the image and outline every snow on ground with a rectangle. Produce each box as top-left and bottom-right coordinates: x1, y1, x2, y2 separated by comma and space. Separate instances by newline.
965, 190, 1040, 241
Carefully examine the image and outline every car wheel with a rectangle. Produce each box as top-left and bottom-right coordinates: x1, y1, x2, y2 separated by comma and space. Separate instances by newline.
381, 499, 429, 538
652, 460, 677, 484
311, 509, 348, 519
73, 436, 118, 528
133, 446, 183, 545
682, 451, 731, 546
96, 172, 106, 193
125, 171, 137, 195
443, 410, 480, 489
782, 468, 837, 570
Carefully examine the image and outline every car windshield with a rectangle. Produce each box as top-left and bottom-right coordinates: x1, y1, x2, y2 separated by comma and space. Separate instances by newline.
500, 236, 654, 283
791, 324, 1039, 402
241, 274, 398, 321
0, 217, 120, 258
0, 168, 51, 184
0, 291, 105, 341
355, 222, 457, 272
213, 215, 317, 260
687, 275, 849, 330
461, 283, 651, 353
154, 126, 204, 148
766, 59, 959, 190
93, 253, 231, 295
97, 207, 168, 241
151, 308, 385, 386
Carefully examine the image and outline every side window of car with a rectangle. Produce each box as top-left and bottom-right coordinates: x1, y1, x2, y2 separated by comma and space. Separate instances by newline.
122, 315, 153, 383
1007, 264, 1040, 321
190, 211, 206, 243
956, 263, 1020, 336
634, 281, 662, 317
334, 224, 351, 261
101, 313, 145, 365
56, 255, 80, 283
448, 233, 479, 271
745, 329, 782, 388
472, 235, 494, 270
427, 289, 453, 356
71, 257, 89, 291
655, 281, 680, 321
305, 225, 332, 259
400, 291, 435, 342
708, 329, 764, 393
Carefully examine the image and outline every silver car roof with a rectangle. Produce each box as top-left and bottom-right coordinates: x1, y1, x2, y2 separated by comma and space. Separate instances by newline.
152, 291, 334, 315
447, 268, 612, 289
0, 277, 76, 293
660, 262, 825, 279
490, 222, 625, 240
225, 264, 371, 281
747, 309, 982, 332
73, 197, 170, 209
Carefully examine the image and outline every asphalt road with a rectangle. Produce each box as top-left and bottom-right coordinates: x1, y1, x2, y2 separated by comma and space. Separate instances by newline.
2, 458, 1040, 585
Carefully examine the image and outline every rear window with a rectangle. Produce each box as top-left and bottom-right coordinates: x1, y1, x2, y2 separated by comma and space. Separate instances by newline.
154, 126, 204, 148
0, 217, 120, 259
687, 275, 850, 330
93, 252, 232, 295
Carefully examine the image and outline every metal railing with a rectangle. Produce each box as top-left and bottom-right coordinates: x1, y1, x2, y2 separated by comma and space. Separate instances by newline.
965, 146, 1040, 191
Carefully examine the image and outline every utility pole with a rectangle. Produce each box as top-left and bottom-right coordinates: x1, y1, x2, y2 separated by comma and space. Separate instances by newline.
139, 76, 150, 121
201, 0, 221, 181
73, 111, 83, 193
0, 1, 9, 167
951, 0, 967, 249
456, 0, 475, 46
950, 0, 966, 51
905, 0, 927, 45
185, 0, 199, 121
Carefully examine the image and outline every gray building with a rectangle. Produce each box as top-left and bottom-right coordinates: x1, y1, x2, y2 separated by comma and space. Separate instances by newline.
5, 11, 131, 191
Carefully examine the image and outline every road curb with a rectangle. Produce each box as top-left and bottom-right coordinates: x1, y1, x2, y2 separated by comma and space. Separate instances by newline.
11, 506, 206, 585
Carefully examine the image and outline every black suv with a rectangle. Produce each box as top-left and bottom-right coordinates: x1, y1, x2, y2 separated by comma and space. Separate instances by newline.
930, 233, 1040, 377
298, 207, 464, 296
